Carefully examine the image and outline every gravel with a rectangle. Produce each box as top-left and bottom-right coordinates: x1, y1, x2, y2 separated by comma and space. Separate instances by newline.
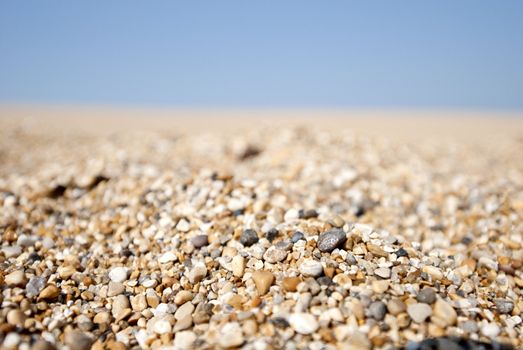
0, 118, 520, 350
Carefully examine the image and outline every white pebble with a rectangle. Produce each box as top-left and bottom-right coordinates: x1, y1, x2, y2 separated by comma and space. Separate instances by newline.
299, 260, 323, 277
109, 267, 129, 283
289, 313, 319, 334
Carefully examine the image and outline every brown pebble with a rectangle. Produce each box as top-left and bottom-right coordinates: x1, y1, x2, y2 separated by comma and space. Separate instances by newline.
38, 285, 60, 301
252, 270, 275, 295
282, 277, 301, 292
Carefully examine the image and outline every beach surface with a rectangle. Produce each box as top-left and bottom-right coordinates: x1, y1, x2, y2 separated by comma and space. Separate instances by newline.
1, 106, 522, 349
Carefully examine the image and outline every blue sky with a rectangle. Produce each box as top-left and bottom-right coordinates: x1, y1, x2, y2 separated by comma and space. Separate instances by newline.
1, 1, 522, 109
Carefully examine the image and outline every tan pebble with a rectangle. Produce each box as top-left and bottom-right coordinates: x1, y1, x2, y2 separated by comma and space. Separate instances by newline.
433, 298, 457, 326
227, 294, 243, 310
387, 298, 406, 315
93, 312, 111, 324
174, 290, 193, 305
242, 319, 258, 336
130, 295, 148, 311
231, 255, 246, 277
252, 270, 274, 295
64, 330, 93, 350
367, 243, 388, 257
107, 282, 125, 297
282, 277, 301, 292
146, 293, 160, 308
5, 270, 27, 287
174, 314, 193, 332
57, 266, 76, 280
372, 280, 389, 293
31, 339, 56, 350
175, 302, 195, 320
7, 309, 26, 326
38, 285, 60, 301
222, 246, 238, 257
112, 295, 130, 317
422, 266, 444, 280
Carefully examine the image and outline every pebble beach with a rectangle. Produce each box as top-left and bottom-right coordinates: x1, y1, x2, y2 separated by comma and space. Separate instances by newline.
1, 109, 523, 350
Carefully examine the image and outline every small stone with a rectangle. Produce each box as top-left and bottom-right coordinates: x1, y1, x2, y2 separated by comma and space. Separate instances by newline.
38, 284, 60, 301
263, 246, 288, 263
57, 265, 76, 280
481, 323, 500, 338
231, 255, 246, 278
158, 252, 178, 264
3, 333, 20, 349
219, 322, 244, 348
252, 270, 274, 295
191, 235, 208, 248
299, 259, 323, 277
2, 246, 22, 258
131, 295, 148, 311
346, 253, 357, 265
31, 339, 56, 350
317, 228, 346, 252
387, 299, 406, 315
175, 302, 195, 320
26, 277, 46, 297
174, 314, 193, 331
7, 309, 26, 326
5, 270, 27, 287
289, 313, 319, 334
64, 331, 93, 350
372, 280, 389, 294
422, 266, 444, 281
369, 301, 387, 321
374, 267, 391, 279
188, 262, 207, 284
240, 229, 259, 246
93, 312, 111, 324
494, 298, 514, 314
367, 243, 388, 257
407, 303, 432, 323
174, 331, 196, 349
433, 299, 457, 326
395, 247, 408, 257
112, 295, 130, 317
107, 282, 125, 297
282, 277, 301, 292
266, 228, 279, 242
416, 288, 437, 304
176, 218, 191, 232
108, 267, 129, 283
291, 231, 305, 243
153, 318, 172, 334
175, 290, 194, 305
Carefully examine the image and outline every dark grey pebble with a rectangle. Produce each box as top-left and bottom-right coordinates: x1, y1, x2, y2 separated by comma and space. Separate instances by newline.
405, 337, 513, 350
317, 228, 347, 252
191, 235, 209, 248
416, 288, 437, 304
266, 228, 279, 242
299, 209, 318, 219
368, 301, 387, 321
270, 317, 290, 328
291, 231, 305, 243
395, 247, 408, 257
240, 229, 259, 246
494, 298, 514, 314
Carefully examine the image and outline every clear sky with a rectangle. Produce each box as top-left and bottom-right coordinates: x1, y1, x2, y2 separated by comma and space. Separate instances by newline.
1, 1, 522, 109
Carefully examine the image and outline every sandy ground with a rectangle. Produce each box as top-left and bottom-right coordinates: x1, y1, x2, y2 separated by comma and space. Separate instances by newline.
1, 105, 523, 140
